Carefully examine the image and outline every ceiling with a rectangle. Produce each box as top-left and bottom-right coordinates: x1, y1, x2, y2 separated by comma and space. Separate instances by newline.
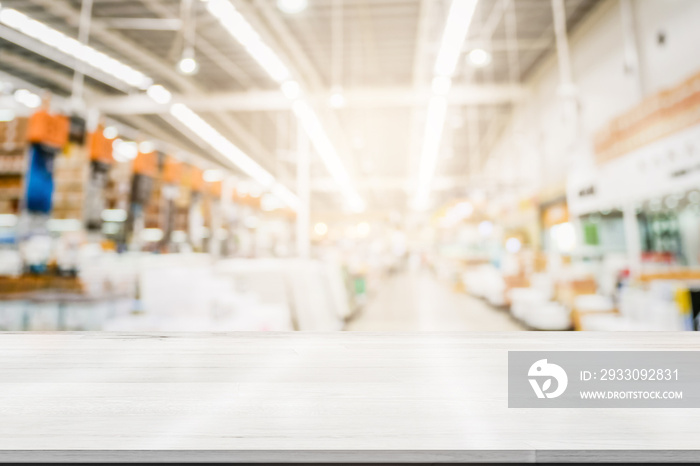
0, 0, 600, 212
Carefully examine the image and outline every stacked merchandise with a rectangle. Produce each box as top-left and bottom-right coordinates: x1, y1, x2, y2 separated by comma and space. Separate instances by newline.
172, 162, 192, 239
141, 151, 163, 230
104, 160, 131, 211
52, 135, 88, 220
0, 116, 28, 215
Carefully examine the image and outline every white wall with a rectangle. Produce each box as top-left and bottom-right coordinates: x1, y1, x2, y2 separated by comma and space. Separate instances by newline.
484, 0, 700, 199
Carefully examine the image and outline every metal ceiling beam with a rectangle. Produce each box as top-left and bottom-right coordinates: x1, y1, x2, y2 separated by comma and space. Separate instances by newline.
90, 84, 529, 114
98, 17, 183, 31
138, 0, 255, 89
26, 0, 278, 177
0, 24, 131, 92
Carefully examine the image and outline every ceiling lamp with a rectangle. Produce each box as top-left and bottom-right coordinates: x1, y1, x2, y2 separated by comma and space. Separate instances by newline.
138, 141, 155, 154
177, 47, 199, 75
103, 126, 119, 139
468, 48, 492, 68
277, 0, 308, 14
329, 89, 346, 109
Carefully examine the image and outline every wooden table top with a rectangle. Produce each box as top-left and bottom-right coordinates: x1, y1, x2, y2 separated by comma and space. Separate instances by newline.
0, 332, 699, 462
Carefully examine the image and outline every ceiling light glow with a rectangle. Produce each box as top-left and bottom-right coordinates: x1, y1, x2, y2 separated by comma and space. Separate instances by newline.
0, 8, 152, 90
146, 84, 172, 104
468, 48, 492, 67
277, 0, 308, 14
103, 126, 119, 139
281, 80, 301, 99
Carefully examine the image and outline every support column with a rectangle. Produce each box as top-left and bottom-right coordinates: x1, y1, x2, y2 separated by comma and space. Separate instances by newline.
620, 0, 645, 99
623, 202, 642, 278
71, 0, 94, 111
296, 122, 310, 259
550, 0, 579, 139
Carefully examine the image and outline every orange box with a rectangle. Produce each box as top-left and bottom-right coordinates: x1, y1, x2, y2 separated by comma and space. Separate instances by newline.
27, 110, 69, 148
207, 180, 222, 198
163, 156, 182, 184
133, 151, 158, 177
88, 128, 114, 164
189, 166, 203, 192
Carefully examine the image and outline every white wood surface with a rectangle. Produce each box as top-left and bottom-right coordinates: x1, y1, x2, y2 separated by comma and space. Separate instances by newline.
0, 332, 698, 456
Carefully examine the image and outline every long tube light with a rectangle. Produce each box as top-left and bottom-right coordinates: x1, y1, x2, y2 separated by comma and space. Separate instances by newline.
204, 0, 364, 212
205, 0, 291, 83
412, 0, 478, 210
292, 100, 364, 212
413, 96, 448, 210
0, 4, 300, 211
169, 103, 300, 210
0, 7, 152, 89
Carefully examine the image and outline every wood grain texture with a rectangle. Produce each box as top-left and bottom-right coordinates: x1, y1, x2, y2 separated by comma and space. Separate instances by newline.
0, 332, 698, 457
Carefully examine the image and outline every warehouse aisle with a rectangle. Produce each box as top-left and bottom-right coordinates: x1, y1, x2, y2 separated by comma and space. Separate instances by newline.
347, 271, 526, 331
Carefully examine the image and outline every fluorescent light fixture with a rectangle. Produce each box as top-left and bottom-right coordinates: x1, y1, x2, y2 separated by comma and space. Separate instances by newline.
203, 0, 362, 212
329, 91, 346, 108
431, 76, 451, 96
277, 0, 308, 14
281, 80, 301, 99
468, 48, 492, 67
434, 0, 479, 77
203, 168, 225, 182
169, 103, 301, 210
0, 213, 18, 227
47, 219, 82, 232
413, 0, 478, 210
138, 140, 155, 154
205, 0, 291, 83
0, 109, 15, 122
141, 228, 164, 242
0, 8, 152, 89
103, 126, 119, 139
413, 96, 447, 210
100, 209, 128, 222
292, 100, 364, 212
146, 84, 172, 104
13, 88, 40, 108
170, 103, 275, 187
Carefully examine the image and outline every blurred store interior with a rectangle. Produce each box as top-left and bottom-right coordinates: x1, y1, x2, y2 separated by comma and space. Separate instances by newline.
0, 0, 700, 332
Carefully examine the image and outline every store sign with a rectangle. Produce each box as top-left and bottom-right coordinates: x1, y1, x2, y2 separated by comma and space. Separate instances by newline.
577, 185, 596, 197
569, 123, 700, 215
594, 70, 700, 165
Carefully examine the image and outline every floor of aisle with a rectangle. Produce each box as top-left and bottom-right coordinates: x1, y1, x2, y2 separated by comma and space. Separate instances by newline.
347, 271, 526, 331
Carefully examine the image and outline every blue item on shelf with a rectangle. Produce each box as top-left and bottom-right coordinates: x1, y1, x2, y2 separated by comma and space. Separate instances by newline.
24, 143, 56, 214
